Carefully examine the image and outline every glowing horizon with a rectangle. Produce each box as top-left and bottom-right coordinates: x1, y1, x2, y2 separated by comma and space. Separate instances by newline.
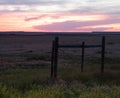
0, 0, 120, 32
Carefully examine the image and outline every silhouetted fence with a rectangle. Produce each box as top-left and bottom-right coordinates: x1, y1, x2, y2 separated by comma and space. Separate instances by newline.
51, 36, 106, 79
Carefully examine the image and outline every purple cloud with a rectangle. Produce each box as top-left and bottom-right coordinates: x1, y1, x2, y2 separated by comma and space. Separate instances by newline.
24, 15, 61, 21
33, 17, 120, 31
34, 21, 80, 31
78, 27, 113, 32
25, 17, 39, 21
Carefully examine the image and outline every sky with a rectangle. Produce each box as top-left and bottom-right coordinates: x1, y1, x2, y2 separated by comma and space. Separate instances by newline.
0, 0, 120, 32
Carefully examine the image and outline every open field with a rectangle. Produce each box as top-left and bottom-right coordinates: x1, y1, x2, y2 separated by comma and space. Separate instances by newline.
0, 35, 120, 97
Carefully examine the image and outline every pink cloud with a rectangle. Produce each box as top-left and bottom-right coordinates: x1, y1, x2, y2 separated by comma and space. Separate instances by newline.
77, 27, 114, 32
33, 17, 120, 31
0, 12, 119, 32
25, 17, 40, 21
24, 14, 62, 21
34, 21, 79, 31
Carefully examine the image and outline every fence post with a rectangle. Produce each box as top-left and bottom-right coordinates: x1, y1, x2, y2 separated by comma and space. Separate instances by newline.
51, 40, 55, 79
54, 37, 59, 79
81, 41, 85, 72
101, 36, 105, 73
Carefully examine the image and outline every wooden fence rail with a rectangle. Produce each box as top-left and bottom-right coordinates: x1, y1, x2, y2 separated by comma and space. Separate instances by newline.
51, 36, 106, 79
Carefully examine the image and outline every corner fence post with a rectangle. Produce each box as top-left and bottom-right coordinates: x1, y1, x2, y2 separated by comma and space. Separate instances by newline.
51, 40, 55, 79
81, 41, 85, 72
54, 37, 59, 79
101, 36, 105, 73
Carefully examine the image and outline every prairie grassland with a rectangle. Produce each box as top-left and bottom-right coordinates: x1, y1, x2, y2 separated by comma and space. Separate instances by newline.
0, 35, 120, 97
0, 55, 120, 98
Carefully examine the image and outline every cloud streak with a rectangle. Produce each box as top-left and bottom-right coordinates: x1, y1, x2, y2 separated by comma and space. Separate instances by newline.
0, 12, 119, 32
0, 0, 120, 15
33, 16, 120, 31
0, 0, 120, 32
0, 0, 63, 5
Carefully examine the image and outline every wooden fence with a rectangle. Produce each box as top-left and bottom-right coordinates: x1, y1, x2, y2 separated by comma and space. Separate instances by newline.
51, 36, 106, 79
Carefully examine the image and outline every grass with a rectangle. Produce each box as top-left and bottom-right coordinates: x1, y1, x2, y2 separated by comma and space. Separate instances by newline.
0, 81, 120, 98
0, 85, 120, 98
0, 53, 120, 98
26, 54, 51, 61
0, 68, 119, 97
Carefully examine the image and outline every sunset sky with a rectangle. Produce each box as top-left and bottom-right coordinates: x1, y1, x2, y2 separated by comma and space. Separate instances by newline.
0, 0, 120, 32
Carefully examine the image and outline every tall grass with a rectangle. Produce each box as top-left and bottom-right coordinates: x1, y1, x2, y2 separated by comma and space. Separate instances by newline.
0, 83, 120, 98
0, 54, 120, 98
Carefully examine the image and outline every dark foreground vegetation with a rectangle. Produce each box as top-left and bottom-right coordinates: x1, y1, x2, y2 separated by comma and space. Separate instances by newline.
0, 53, 120, 98
0, 35, 120, 97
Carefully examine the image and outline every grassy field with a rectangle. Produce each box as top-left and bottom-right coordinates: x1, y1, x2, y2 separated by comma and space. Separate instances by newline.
0, 55, 120, 98
0, 35, 120, 97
